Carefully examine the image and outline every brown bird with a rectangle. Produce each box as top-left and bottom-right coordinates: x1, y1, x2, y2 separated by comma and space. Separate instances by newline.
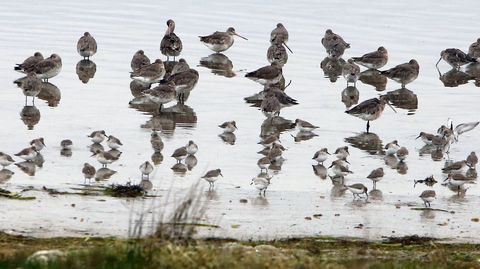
270, 23, 292, 53
130, 59, 165, 84
367, 167, 384, 189
352, 47, 388, 70
245, 62, 283, 86
345, 96, 396, 133
160, 19, 183, 61
199, 27, 247, 53
467, 152, 478, 169
419, 190, 436, 207
381, 59, 419, 88
131, 50, 150, 71
14, 52, 44, 73
171, 146, 188, 163
202, 169, 223, 189
82, 163, 96, 185
468, 38, 480, 60
77, 32, 97, 60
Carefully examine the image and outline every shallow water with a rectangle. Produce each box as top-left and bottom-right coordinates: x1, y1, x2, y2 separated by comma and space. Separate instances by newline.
0, 0, 479, 241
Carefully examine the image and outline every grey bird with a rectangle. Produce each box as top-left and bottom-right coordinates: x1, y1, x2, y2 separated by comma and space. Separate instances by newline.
347, 183, 368, 201
345, 95, 396, 133
367, 167, 384, 189
352, 47, 388, 70
13, 72, 42, 105
380, 59, 419, 88
14, 52, 44, 73
436, 48, 476, 69
199, 27, 247, 53
82, 162, 96, 185
245, 62, 283, 86
202, 169, 223, 189
77, 32, 97, 60
160, 19, 183, 61
270, 23, 292, 53
130, 59, 165, 84
342, 59, 361, 86
131, 50, 150, 71
419, 190, 436, 207
144, 81, 176, 112
32, 54, 62, 81
150, 130, 164, 152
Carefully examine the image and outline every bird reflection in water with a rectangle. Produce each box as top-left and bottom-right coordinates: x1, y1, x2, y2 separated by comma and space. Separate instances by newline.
437, 66, 471, 87
260, 117, 294, 138
95, 167, 117, 181
345, 132, 383, 155
151, 152, 163, 165
185, 155, 197, 171
171, 163, 187, 174
20, 105, 40, 130
312, 164, 327, 179
199, 53, 235, 77
219, 132, 236, 145
368, 189, 383, 200
385, 88, 418, 113
130, 80, 151, 98
465, 62, 480, 86
139, 103, 197, 133
38, 82, 61, 107
15, 161, 36, 176
291, 131, 318, 142
358, 69, 388, 91
341, 86, 359, 108
205, 189, 219, 201
76, 59, 97, 83
320, 57, 345, 82
0, 169, 14, 183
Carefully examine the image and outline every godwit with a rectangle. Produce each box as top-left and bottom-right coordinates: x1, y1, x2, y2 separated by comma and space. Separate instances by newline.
160, 19, 183, 61
381, 59, 419, 88
352, 47, 388, 69
199, 27, 247, 53
345, 95, 396, 133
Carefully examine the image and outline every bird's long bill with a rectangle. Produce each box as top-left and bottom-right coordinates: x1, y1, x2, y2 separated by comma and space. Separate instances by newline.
365, 192, 369, 200
415, 134, 421, 139
344, 159, 350, 164
387, 102, 397, 113
235, 33, 248, 40
435, 56, 442, 67
220, 172, 224, 177
283, 42, 293, 53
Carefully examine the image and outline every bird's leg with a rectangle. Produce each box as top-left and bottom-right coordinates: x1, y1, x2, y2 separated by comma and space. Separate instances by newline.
366, 121, 370, 133
32, 97, 35, 106
25, 96, 27, 106
158, 104, 163, 113
263, 189, 266, 196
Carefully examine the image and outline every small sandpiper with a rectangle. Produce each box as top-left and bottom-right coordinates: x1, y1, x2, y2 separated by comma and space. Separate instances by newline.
380, 59, 419, 88
186, 140, 198, 155
396, 147, 409, 162
202, 169, 223, 189
312, 148, 330, 164
160, 19, 183, 61
329, 160, 353, 177
106, 135, 123, 149
91, 150, 119, 167
436, 48, 476, 69
321, 29, 350, 56
219, 121, 237, 133
367, 167, 384, 189
60, 139, 73, 150
150, 130, 164, 152
270, 23, 292, 53
257, 156, 271, 172
345, 95, 396, 133
166, 67, 199, 103
82, 162, 96, 184
130, 59, 165, 84
14, 147, 38, 162
139, 161, 154, 179
444, 173, 472, 195
419, 190, 436, 207
294, 119, 319, 132
258, 133, 280, 148
467, 152, 477, 169
143, 81, 176, 112
384, 140, 400, 155
468, 38, 480, 60
334, 146, 349, 161
342, 59, 360, 86
77, 32, 97, 60
30, 138, 46, 151
0, 152, 15, 168
13, 72, 42, 104
416, 132, 435, 145
33, 54, 62, 81
251, 176, 271, 196
14, 52, 44, 73
131, 50, 150, 71
267, 143, 285, 163
199, 27, 247, 53
88, 130, 107, 143
171, 146, 188, 163
347, 183, 368, 200
352, 47, 388, 70
267, 37, 288, 67
245, 62, 283, 86
442, 160, 468, 174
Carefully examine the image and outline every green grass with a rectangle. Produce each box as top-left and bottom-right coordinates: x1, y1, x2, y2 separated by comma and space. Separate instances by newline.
0, 233, 479, 269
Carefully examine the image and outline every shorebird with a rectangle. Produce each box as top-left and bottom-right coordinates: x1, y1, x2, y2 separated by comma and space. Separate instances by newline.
14, 147, 37, 162
380, 59, 419, 88
130, 59, 165, 83
30, 138, 46, 151
160, 19, 182, 61
77, 32, 97, 60
245, 62, 283, 86
258, 133, 280, 148
131, 50, 150, 71
171, 146, 188, 163
342, 59, 360, 86
219, 121, 237, 133
419, 190, 435, 207
312, 148, 330, 164
13, 72, 42, 104
91, 150, 119, 167
14, 52, 44, 73
329, 160, 353, 177
267, 143, 285, 163
367, 168, 384, 189
257, 156, 271, 172
199, 27, 247, 53
270, 23, 292, 53
384, 140, 400, 155
449, 120, 479, 141
347, 183, 368, 200
436, 48, 476, 69
414, 175, 437, 187
95, 167, 117, 181
294, 119, 319, 132
321, 29, 350, 57
170, 58, 190, 76
263, 86, 298, 107
106, 135, 122, 149
0, 152, 15, 168
352, 47, 388, 70
139, 161, 154, 179
60, 139, 73, 150
261, 92, 281, 118
442, 160, 468, 174
166, 68, 199, 103
202, 169, 223, 189
267, 37, 288, 66
468, 38, 480, 60
444, 173, 472, 195
467, 152, 478, 169
82, 163, 96, 185
88, 130, 107, 143
32, 54, 62, 81
334, 146, 349, 161
396, 147, 409, 161
186, 140, 198, 155
345, 95, 396, 133
416, 132, 435, 145
251, 176, 271, 196
150, 130, 164, 152
144, 81, 176, 112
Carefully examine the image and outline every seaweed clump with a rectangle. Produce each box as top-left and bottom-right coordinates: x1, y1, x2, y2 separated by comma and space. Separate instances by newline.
104, 182, 145, 197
